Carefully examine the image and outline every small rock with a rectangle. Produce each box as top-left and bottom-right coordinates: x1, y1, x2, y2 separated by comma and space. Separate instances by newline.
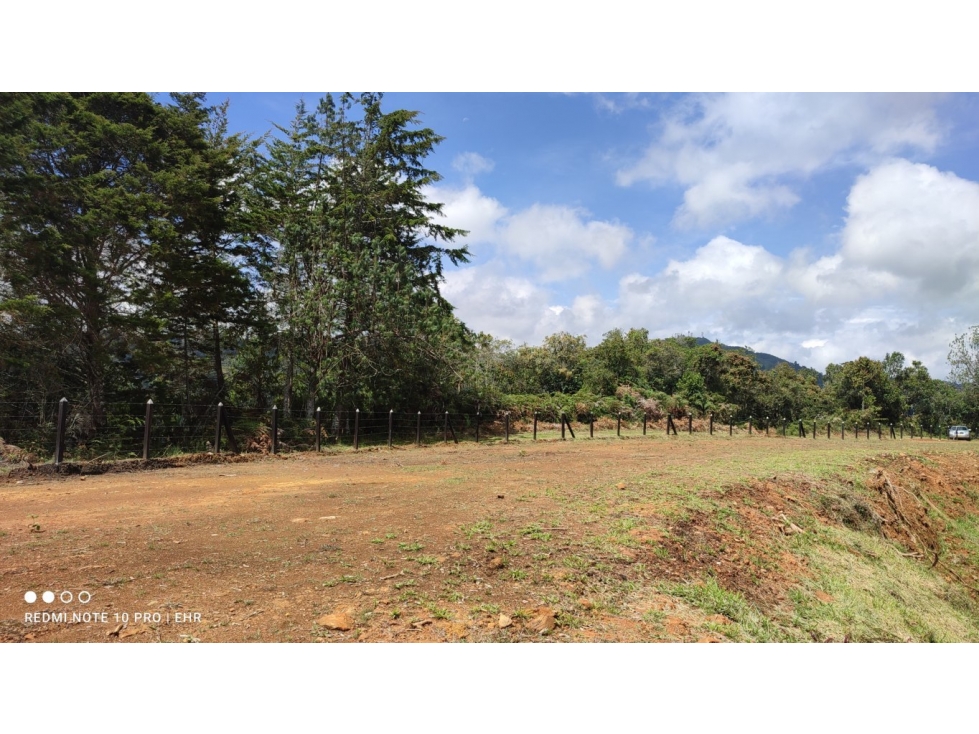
616, 482, 626, 490
489, 557, 505, 569
527, 608, 557, 634
497, 494, 505, 499
79, 476, 86, 481
498, 614, 513, 628
119, 624, 149, 639
315, 612, 354, 631
291, 518, 308, 523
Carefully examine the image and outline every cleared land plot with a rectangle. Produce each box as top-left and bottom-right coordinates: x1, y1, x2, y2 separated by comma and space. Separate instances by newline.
3, 434, 979, 642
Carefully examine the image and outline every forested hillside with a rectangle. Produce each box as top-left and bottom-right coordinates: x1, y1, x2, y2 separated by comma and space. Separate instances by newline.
2, 93, 978, 457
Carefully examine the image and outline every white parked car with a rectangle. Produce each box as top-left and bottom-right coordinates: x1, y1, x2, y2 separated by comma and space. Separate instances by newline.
948, 425, 971, 440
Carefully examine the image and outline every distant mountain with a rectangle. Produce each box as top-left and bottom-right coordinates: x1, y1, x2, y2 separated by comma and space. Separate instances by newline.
694, 338, 824, 383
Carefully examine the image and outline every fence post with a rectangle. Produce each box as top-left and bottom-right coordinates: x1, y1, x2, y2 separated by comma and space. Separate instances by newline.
878, 423, 882, 440
729, 417, 733, 436
444, 411, 449, 443
565, 415, 576, 439
505, 412, 510, 443
590, 417, 594, 438
142, 399, 153, 461
416, 412, 421, 447
643, 414, 647, 435
315, 407, 322, 452
388, 410, 394, 448
799, 420, 805, 438
354, 409, 360, 450
866, 423, 870, 440
783, 419, 787, 437
688, 413, 693, 435
215, 402, 224, 455
813, 421, 816, 440
709, 413, 713, 435
561, 413, 566, 440
270, 405, 278, 455
749, 416, 752, 435
53, 397, 68, 466
765, 418, 769, 437
476, 412, 480, 443
534, 412, 538, 441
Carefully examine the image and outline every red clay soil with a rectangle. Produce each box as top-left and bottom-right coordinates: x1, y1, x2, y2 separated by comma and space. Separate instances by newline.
1, 436, 976, 643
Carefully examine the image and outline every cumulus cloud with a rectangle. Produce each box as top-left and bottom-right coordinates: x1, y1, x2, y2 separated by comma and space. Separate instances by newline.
427, 183, 636, 281
499, 204, 633, 281
442, 266, 613, 344
431, 184, 507, 245
452, 151, 495, 179
841, 159, 979, 295
616, 93, 944, 229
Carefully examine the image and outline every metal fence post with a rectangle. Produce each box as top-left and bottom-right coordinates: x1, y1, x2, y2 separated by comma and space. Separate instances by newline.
749, 416, 753, 435
142, 399, 153, 461
215, 402, 224, 455
388, 410, 394, 448
617, 413, 621, 437
534, 412, 538, 441
315, 407, 322, 452
688, 413, 693, 435
505, 412, 510, 443
416, 411, 421, 447
643, 414, 647, 435
866, 423, 870, 440
476, 412, 480, 443
353, 409, 360, 450
729, 417, 733, 436
271, 405, 278, 454
590, 417, 594, 438
444, 411, 449, 444
53, 397, 68, 466
561, 413, 566, 440
709, 413, 713, 435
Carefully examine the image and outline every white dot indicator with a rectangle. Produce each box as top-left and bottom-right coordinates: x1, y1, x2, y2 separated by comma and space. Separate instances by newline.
78, 591, 91, 604
60, 590, 73, 603
24, 591, 37, 603
42, 591, 55, 603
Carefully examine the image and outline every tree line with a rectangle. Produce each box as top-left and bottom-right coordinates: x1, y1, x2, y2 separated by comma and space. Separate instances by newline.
1, 92, 976, 454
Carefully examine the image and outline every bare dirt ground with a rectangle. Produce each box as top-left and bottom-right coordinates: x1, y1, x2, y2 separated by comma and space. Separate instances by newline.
2, 434, 976, 643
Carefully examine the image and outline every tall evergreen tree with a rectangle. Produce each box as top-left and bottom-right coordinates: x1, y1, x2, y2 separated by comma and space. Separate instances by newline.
0, 95, 182, 429
252, 93, 469, 416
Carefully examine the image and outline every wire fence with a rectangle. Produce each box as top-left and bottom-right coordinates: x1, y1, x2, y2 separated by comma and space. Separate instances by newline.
0, 398, 967, 467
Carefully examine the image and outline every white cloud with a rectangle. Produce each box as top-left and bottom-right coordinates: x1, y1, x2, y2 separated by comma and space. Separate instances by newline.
431, 184, 507, 245
428, 184, 636, 282
442, 266, 613, 344
452, 151, 495, 179
499, 204, 633, 281
617, 93, 944, 229
841, 159, 979, 295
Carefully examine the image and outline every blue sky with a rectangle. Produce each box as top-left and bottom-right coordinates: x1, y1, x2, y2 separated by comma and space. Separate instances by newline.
210, 92, 979, 377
